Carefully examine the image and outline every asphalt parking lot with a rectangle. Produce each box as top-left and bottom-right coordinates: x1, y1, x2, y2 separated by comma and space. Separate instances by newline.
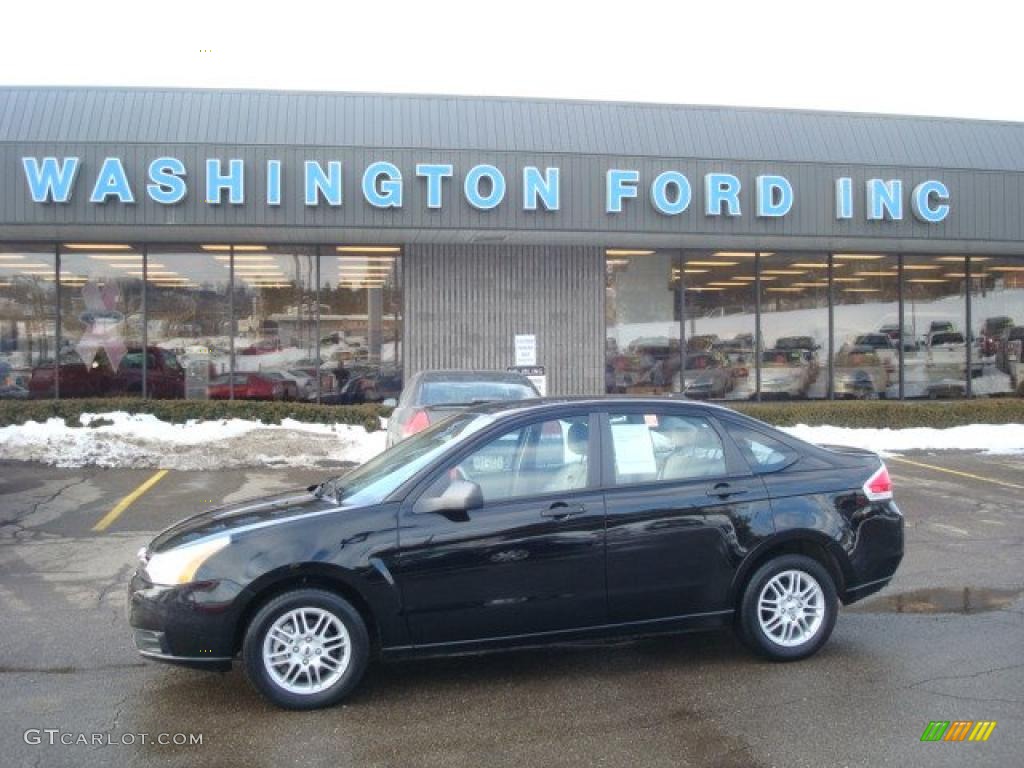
1, 452, 1022, 768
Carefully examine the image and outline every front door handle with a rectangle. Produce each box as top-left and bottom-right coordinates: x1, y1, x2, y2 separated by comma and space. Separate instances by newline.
541, 502, 586, 519
706, 483, 749, 498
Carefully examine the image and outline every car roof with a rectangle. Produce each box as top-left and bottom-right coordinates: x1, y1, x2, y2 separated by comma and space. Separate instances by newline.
416, 369, 533, 383
457, 395, 739, 420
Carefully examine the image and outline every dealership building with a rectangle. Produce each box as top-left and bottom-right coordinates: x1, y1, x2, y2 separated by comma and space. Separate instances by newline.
1, 86, 1022, 403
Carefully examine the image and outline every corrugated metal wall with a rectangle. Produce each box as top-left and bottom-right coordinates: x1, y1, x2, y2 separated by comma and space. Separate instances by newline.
404, 244, 605, 395
5, 87, 1024, 172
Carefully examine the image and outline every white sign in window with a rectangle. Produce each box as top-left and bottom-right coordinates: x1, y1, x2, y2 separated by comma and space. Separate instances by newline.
610, 423, 657, 477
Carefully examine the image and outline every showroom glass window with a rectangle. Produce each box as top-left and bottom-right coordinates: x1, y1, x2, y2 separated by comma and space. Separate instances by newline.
832, 253, 900, 400
680, 250, 755, 400
967, 255, 1023, 397
758, 252, 829, 400
0, 244, 57, 399
146, 245, 231, 400
320, 246, 403, 404
902, 256, 968, 399
57, 244, 144, 398
605, 249, 681, 395
228, 246, 319, 402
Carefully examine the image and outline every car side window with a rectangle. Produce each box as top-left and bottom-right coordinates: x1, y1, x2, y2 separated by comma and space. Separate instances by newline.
422, 416, 591, 505
607, 412, 726, 485
725, 424, 797, 473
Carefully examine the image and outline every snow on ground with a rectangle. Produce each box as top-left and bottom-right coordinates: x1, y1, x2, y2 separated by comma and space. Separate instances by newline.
781, 423, 1024, 456
0, 411, 1022, 469
0, 412, 387, 470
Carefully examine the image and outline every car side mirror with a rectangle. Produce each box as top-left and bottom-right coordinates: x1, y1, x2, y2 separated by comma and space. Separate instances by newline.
415, 480, 483, 521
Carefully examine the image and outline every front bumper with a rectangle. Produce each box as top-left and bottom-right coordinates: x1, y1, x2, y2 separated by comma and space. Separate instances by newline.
127, 570, 243, 670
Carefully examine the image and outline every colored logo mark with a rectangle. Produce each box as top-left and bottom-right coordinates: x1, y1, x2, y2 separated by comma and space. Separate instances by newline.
921, 721, 997, 742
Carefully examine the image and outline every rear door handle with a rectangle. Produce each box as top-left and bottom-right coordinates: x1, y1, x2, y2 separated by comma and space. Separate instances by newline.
542, 502, 586, 519
706, 483, 749, 498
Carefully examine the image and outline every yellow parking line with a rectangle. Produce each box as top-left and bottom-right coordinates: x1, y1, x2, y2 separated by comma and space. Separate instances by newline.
888, 456, 1024, 490
92, 470, 169, 532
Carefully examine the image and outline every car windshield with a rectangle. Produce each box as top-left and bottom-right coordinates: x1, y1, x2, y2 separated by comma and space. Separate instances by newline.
855, 335, 887, 346
684, 355, 717, 369
320, 412, 494, 507
761, 350, 802, 365
419, 380, 536, 406
931, 332, 964, 345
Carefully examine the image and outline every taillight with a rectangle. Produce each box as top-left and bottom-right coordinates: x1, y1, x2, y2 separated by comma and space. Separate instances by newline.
863, 464, 893, 501
402, 409, 431, 436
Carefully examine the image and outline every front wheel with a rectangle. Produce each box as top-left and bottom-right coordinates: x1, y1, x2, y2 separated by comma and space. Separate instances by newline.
737, 555, 838, 661
242, 588, 369, 710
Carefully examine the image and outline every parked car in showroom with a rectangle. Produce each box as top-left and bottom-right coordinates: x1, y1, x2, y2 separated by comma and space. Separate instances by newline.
128, 398, 903, 710
239, 339, 283, 356
979, 316, 1014, 357
758, 348, 814, 398
387, 369, 540, 446
321, 369, 403, 406
260, 371, 301, 401
926, 331, 983, 376
996, 325, 1024, 378
833, 347, 889, 399
681, 352, 735, 399
28, 346, 185, 399
207, 372, 287, 400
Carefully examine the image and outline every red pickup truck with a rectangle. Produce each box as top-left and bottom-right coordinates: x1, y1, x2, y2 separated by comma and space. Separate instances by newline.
28, 347, 185, 399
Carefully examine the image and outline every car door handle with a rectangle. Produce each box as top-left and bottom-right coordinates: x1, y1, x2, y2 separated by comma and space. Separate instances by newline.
706, 483, 749, 498
541, 502, 586, 519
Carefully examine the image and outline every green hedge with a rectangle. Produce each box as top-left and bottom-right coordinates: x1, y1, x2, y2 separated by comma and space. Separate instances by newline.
0, 397, 1021, 432
728, 398, 1024, 429
0, 398, 390, 432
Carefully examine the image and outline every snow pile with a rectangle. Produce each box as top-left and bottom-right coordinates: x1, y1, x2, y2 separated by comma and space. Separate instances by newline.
0, 412, 387, 469
781, 423, 1024, 456
1, 411, 1021, 469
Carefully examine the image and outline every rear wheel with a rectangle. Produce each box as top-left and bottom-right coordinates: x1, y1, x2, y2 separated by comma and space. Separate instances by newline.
242, 588, 369, 710
738, 555, 837, 661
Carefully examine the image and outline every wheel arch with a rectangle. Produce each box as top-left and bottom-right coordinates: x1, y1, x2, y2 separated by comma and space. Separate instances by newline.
730, 531, 852, 607
232, 563, 381, 657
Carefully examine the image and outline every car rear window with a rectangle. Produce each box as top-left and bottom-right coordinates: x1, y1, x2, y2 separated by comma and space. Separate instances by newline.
931, 332, 964, 345
420, 380, 536, 406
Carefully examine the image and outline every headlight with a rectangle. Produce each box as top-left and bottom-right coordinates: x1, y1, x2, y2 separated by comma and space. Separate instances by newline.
144, 536, 230, 586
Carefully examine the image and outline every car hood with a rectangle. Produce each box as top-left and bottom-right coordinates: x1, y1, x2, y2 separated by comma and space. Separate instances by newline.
761, 368, 801, 382
147, 489, 334, 553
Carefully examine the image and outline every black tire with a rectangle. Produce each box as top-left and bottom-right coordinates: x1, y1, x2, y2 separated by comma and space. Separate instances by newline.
737, 554, 838, 661
242, 588, 369, 710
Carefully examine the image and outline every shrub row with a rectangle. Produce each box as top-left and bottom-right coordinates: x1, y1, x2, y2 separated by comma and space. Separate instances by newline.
0, 397, 1021, 433
727, 398, 1024, 429
0, 398, 390, 433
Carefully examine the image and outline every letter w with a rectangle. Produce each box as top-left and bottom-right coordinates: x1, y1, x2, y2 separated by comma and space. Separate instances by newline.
22, 157, 80, 203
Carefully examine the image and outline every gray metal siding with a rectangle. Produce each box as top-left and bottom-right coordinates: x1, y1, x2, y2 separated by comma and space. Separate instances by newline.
404, 245, 605, 395
3, 142, 1024, 247
4, 86, 1024, 171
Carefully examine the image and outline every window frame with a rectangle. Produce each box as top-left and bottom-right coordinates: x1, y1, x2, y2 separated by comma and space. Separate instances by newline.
596, 406, 750, 491
404, 408, 603, 513
719, 421, 801, 475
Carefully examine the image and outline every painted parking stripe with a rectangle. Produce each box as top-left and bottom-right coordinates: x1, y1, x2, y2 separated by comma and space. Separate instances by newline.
92, 470, 169, 532
888, 456, 1024, 491
932, 523, 970, 537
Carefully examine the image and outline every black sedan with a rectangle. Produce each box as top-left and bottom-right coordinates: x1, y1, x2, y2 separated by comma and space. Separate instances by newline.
128, 398, 903, 710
